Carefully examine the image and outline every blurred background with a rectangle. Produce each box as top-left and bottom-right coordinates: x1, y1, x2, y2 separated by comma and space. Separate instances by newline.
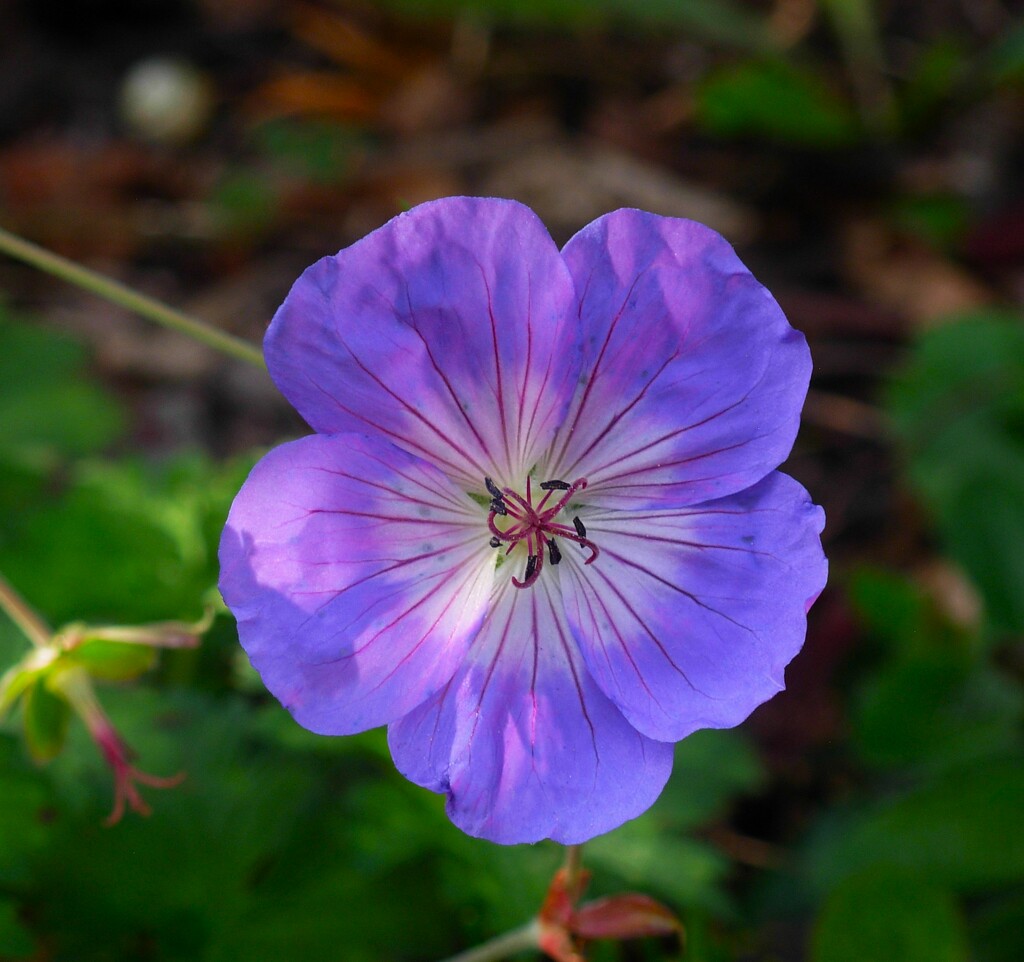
0, 1, 1022, 960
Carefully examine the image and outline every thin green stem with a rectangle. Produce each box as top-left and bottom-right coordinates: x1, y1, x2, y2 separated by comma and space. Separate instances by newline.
0, 226, 266, 368
435, 920, 540, 962
0, 569, 51, 647
819, 0, 895, 134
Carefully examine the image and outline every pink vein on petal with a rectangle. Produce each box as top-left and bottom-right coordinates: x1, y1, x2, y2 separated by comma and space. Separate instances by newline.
302, 372, 479, 482
310, 566, 463, 666
549, 267, 646, 471
477, 261, 512, 474
586, 562, 709, 696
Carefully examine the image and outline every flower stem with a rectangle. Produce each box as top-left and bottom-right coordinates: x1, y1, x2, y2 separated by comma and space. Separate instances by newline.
563, 843, 584, 894
0, 226, 266, 369
435, 920, 540, 962
0, 569, 51, 647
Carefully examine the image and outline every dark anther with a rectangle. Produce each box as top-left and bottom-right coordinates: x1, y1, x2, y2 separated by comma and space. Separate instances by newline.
489, 499, 508, 516
547, 538, 562, 566
539, 479, 571, 491
489, 536, 502, 548
573, 516, 587, 538
523, 554, 538, 581
485, 477, 504, 500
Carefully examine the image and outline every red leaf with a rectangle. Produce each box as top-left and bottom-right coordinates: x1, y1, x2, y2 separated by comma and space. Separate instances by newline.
539, 867, 591, 927
571, 893, 683, 941
537, 925, 585, 962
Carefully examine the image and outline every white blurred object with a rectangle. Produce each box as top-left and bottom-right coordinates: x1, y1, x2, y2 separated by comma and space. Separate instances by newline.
120, 57, 214, 144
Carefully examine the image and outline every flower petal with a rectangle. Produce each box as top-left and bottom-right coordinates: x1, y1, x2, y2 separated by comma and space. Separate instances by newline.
559, 472, 827, 742
265, 197, 581, 490
219, 433, 494, 734
548, 209, 810, 508
388, 574, 674, 844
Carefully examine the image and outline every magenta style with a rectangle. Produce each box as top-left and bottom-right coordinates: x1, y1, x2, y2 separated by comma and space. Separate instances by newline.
219, 197, 828, 844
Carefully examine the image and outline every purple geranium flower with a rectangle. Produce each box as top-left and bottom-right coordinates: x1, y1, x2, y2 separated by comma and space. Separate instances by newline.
219, 197, 827, 845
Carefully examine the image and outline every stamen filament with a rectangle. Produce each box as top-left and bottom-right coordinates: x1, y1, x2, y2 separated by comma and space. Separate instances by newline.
484, 475, 600, 585
545, 478, 588, 516
501, 487, 534, 516
544, 522, 600, 563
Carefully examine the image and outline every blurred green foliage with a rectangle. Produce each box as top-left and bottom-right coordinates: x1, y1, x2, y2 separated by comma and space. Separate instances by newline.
209, 170, 280, 238
812, 866, 969, 962
370, 0, 1019, 150
694, 60, 859, 147
779, 310, 1024, 962
849, 570, 1022, 773
253, 119, 367, 186
0, 312, 124, 462
988, 20, 1024, 86
788, 570, 1023, 962
888, 193, 971, 250
887, 311, 1024, 633
375, 0, 772, 47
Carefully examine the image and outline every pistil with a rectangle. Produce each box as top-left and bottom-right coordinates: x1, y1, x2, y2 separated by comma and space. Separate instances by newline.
485, 475, 600, 589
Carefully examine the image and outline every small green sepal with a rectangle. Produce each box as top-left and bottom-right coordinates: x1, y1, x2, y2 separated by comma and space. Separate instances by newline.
66, 640, 157, 683
22, 679, 71, 763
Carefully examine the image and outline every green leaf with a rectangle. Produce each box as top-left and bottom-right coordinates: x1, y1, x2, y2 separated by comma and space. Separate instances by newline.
887, 311, 1024, 631
0, 381, 125, 461
812, 867, 968, 962
22, 680, 70, 763
694, 60, 859, 147
938, 478, 1024, 633
0, 308, 124, 462
209, 170, 279, 237
971, 887, 1024, 962
988, 20, 1024, 86
805, 760, 1024, 895
0, 898, 34, 958
254, 119, 365, 185
1, 482, 184, 625
848, 567, 934, 654
898, 38, 968, 130
372, 0, 773, 46
0, 453, 253, 626
32, 686, 511, 961
36, 688, 318, 957
854, 654, 1022, 772
889, 193, 970, 250
0, 736, 57, 886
